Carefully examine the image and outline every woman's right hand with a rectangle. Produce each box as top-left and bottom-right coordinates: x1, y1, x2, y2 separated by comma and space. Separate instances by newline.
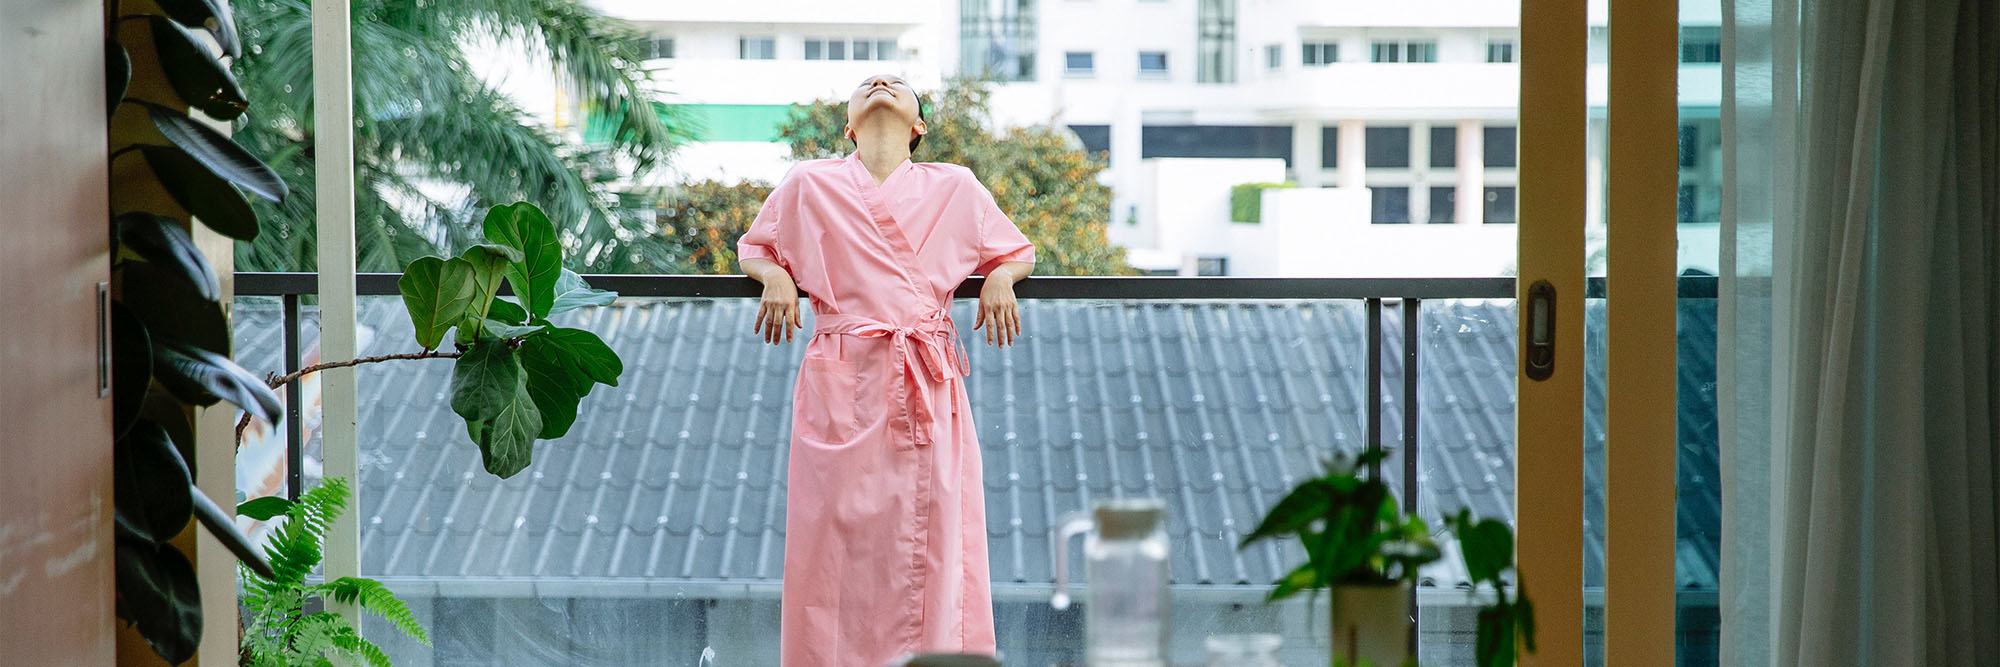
754, 269, 803, 345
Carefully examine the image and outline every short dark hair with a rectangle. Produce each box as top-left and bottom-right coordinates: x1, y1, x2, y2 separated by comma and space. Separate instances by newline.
851, 95, 929, 153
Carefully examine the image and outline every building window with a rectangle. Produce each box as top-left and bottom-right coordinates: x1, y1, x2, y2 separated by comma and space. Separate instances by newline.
1365, 126, 1410, 168
1372, 187, 1411, 223
1483, 125, 1517, 167
1679, 123, 1700, 168
739, 36, 775, 60
646, 37, 675, 60
1678, 184, 1700, 223
1302, 42, 1338, 66
1430, 126, 1457, 167
1265, 44, 1282, 70
1484, 186, 1517, 223
1405, 41, 1437, 63
1064, 51, 1095, 75
1195, 256, 1229, 276
960, 0, 1038, 82
1429, 187, 1456, 223
1487, 40, 1515, 63
1680, 26, 1722, 63
1139, 51, 1169, 76
1370, 41, 1402, 63
876, 40, 899, 61
1141, 125, 1293, 163
804, 39, 823, 60
1321, 126, 1338, 168
1197, 0, 1237, 83
853, 39, 874, 60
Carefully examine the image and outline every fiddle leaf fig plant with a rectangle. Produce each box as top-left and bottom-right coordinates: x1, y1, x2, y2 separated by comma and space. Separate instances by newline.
1448, 509, 1537, 667
108, 0, 285, 661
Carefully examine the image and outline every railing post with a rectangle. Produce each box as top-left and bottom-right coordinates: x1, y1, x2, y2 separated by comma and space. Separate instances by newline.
1366, 298, 1384, 480
283, 294, 303, 502
1403, 297, 1422, 655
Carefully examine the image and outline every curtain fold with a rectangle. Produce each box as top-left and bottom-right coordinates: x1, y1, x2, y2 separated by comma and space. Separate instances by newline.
1722, 0, 1999, 663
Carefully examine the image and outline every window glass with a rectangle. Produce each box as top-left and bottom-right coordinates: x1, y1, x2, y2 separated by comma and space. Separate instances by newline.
1365, 126, 1411, 168
827, 39, 846, 60
1266, 44, 1281, 70
1139, 51, 1168, 74
1487, 41, 1515, 63
1483, 125, 1517, 167
1303, 42, 1337, 66
1679, 26, 1722, 63
1065, 51, 1094, 74
1371, 186, 1411, 223
1429, 125, 1457, 167
1320, 126, 1339, 169
1428, 187, 1456, 223
647, 37, 675, 60
1405, 41, 1437, 63
1370, 41, 1401, 63
803, 38, 823, 60
740, 36, 775, 60
877, 40, 898, 60
1483, 186, 1517, 223
853, 39, 872, 60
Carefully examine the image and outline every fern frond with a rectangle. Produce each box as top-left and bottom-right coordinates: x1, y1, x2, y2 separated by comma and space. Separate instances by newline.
261, 478, 351, 587
316, 576, 431, 645
326, 624, 394, 667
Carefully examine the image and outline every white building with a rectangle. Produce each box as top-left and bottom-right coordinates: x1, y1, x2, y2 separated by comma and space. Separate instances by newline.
590, 0, 1724, 276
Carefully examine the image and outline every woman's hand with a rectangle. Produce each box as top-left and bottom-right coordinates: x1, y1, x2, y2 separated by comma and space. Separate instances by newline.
975, 261, 1033, 347
744, 259, 801, 345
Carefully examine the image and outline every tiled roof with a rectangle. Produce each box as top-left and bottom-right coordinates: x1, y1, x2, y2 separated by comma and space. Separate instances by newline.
233, 295, 1718, 597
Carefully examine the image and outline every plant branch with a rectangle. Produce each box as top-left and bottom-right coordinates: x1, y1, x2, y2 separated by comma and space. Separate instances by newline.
234, 349, 463, 444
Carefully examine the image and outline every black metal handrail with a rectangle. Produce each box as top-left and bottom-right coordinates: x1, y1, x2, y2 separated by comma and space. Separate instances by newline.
235, 271, 1716, 645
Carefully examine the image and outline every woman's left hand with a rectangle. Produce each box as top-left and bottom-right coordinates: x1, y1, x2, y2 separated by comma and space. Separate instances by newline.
975, 280, 1021, 347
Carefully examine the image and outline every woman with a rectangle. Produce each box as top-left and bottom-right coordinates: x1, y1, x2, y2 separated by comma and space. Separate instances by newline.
737, 74, 1036, 666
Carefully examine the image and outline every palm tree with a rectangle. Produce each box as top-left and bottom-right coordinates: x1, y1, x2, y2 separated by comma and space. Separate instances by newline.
232, 0, 685, 273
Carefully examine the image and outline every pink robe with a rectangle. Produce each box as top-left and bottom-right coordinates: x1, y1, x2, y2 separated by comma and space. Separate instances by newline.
738, 153, 1035, 666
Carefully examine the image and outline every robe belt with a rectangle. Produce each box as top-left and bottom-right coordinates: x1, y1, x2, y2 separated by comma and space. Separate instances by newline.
814, 311, 968, 447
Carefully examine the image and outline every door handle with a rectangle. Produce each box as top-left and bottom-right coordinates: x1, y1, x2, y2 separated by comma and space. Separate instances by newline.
1525, 279, 1556, 381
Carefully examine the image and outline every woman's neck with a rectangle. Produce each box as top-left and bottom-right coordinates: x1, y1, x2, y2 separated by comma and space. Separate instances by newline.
852, 125, 912, 185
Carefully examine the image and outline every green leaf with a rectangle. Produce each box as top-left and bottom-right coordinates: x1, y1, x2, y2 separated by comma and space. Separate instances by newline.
138, 389, 197, 476
458, 244, 519, 322
1266, 561, 1318, 602
114, 420, 194, 546
115, 538, 202, 664
111, 303, 152, 440
236, 496, 295, 521
121, 260, 228, 356
1475, 603, 1515, 667
118, 213, 220, 301
317, 577, 430, 645
450, 341, 523, 422
547, 269, 617, 316
1456, 517, 1514, 588
542, 327, 623, 387
462, 362, 543, 479
152, 342, 282, 423
1515, 579, 1536, 653
519, 336, 586, 439
487, 296, 529, 325
141, 147, 257, 241
481, 319, 544, 340
107, 40, 129, 115
144, 103, 286, 202
146, 15, 247, 121
1238, 478, 1333, 549
155, 0, 241, 57
397, 256, 477, 351
482, 202, 562, 318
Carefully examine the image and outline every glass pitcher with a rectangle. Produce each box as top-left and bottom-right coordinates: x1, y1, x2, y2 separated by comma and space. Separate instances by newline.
1051, 498, 1171, 666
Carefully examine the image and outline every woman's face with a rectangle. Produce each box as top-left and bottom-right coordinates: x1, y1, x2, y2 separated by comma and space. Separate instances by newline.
845, 74, 923, 141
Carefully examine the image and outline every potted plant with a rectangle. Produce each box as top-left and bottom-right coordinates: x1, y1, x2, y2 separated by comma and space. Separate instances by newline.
1239, 449, 1439, 667
237, 477, 428, 666
1446, 509, 1536, 667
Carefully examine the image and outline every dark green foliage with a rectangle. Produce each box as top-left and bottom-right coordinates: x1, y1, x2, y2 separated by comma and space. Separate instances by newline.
1230, 182, 1294, 224
1448, 509, 1538, 667
109, 1, 284, 658
240, 478, 429, 667
1239, 449, 1441, 599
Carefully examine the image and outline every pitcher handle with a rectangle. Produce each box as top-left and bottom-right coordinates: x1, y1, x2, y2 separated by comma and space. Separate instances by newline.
1050, 510, 1093, 610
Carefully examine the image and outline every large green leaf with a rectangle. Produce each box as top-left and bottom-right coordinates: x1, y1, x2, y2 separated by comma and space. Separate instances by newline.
236, 496, 295, 521
145, 103, 285, 202
138, 389, 197, 476
114, 420, 194, 546
121, 261, 227, 356
482, 203, 561, 319
519, 336, 586, 440
115, 538, 202, 664
458, 244, 520, 323
1237, 478, 1333, 549
541, 328, 622, 388
155, 0, 241, 57
1455, 515, 1515, 588
143, 147, 256, 241
547, 269, 617, 316
487, 296, 529, 325
146, 15, 247, 121
397, 256, 477, 351
449, 341, 522, 422
457, 348, 543, 478
107, 40, 130, 114
111, 303, 152, 440
118, 213, 219, 301
152, 342, 281, 423
480, 319, 544, 340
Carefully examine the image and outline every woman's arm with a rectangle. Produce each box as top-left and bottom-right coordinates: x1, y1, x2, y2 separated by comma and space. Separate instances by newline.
974, 261, 1033, 347
742, 258, 802, 345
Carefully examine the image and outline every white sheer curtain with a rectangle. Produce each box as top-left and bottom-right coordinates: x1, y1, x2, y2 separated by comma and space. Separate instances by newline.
1719, 0, 1999, 664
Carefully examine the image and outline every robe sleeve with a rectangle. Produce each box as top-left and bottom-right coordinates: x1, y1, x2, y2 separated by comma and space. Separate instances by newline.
972, 174, 1036, 276
737, 169, 792, 271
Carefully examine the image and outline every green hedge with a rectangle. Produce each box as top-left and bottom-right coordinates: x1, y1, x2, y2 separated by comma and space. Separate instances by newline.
1230, 182, 1295, 223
